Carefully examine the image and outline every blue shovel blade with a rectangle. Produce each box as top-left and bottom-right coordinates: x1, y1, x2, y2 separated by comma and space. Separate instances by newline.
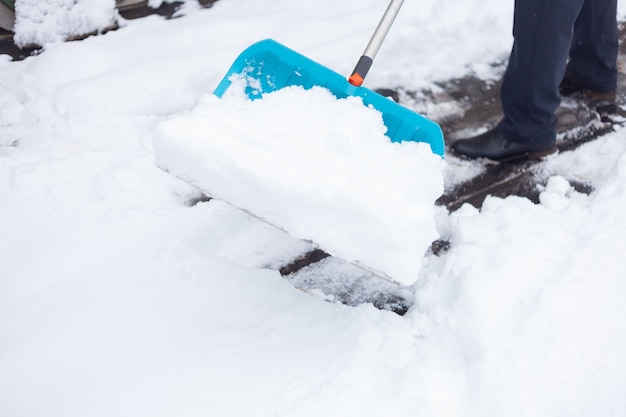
214, 39, 444, 156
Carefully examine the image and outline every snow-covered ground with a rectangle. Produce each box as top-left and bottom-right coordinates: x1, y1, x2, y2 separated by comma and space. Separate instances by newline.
2, 1, 626, 416
13, 0, 116, 46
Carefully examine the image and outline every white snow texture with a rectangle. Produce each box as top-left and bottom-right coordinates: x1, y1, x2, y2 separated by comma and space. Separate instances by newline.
2, 1, 626, 417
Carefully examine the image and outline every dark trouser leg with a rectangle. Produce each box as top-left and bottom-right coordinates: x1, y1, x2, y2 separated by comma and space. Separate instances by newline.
566, 0, 618, 92
498, 0, 585, 146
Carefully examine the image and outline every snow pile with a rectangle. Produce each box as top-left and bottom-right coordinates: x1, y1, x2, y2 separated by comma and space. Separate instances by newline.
14, 0, 117, 47
156, 83, 444, 285
416, 144, 626, 415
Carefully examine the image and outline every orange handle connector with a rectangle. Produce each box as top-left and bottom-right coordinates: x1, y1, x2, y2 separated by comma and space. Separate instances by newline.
348, 55, 373, 87
349, 72, 365, 87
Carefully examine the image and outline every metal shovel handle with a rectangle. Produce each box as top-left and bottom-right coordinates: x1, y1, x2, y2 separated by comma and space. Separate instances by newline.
349, 0, 405, 86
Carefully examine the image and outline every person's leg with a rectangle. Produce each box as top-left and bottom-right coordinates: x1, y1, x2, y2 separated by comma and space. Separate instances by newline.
564, 0, 618, 93
452, 0, 586, 161
497, 0, 585, 146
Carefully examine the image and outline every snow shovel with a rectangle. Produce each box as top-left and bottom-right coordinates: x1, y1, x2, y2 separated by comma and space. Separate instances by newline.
213, 0, 444, 156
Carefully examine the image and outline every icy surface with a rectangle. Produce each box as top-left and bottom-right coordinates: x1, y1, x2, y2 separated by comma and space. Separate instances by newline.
155, 84, 443, 285
2, 2, 626, 417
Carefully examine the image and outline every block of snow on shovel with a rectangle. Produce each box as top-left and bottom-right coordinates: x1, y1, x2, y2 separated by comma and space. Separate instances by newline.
154, 0, 445, 286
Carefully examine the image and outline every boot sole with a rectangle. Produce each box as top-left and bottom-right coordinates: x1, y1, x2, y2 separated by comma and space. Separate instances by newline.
497, 146, 557, 163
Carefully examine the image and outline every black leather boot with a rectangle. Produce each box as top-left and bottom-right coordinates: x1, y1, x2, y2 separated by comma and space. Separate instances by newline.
559, 75, 617, 101
451, 128, 556, 162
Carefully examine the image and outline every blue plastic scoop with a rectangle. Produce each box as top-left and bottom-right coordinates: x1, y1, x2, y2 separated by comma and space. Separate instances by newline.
213, 0, 444, 156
